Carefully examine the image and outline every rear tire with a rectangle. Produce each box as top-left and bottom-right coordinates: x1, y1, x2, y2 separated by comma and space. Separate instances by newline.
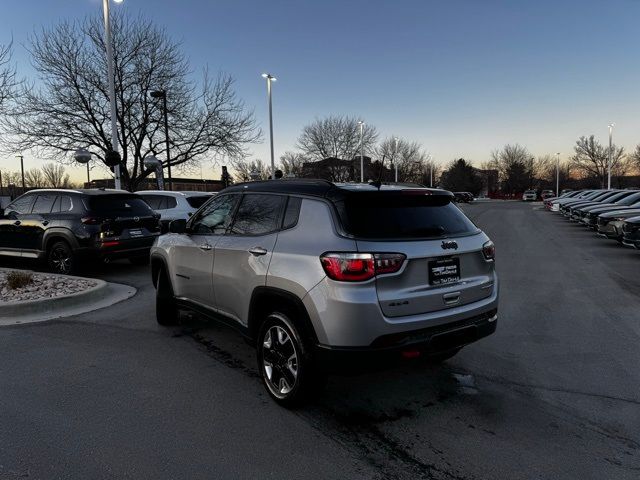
156, 268, 179, 326
257, 312, 325, 407
47, 240, 76, 275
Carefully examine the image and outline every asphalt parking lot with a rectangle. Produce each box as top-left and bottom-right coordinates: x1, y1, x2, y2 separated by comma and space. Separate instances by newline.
1, 201, 639, 479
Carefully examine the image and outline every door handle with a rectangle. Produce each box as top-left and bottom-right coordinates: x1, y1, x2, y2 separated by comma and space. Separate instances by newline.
13, 220, 21, 226
248, 247, 268, 256
199, 243, 212, 251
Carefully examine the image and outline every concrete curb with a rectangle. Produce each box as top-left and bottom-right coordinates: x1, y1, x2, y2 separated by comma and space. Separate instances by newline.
0, 271, 137, 326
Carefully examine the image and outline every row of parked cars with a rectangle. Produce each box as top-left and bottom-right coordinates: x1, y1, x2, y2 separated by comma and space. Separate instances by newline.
0, 188, 214, 274
543, 189, 640, 248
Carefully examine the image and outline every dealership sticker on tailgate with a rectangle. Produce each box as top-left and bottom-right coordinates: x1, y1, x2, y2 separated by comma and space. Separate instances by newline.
129, 229, 143, 238
429, 257, 460, 285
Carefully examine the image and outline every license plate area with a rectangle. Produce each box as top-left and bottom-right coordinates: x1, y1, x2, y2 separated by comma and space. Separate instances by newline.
428, 257, 460, 286
128, 229, 143, 238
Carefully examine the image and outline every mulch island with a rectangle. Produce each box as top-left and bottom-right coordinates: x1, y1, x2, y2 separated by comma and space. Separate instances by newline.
0, 269, 98, 303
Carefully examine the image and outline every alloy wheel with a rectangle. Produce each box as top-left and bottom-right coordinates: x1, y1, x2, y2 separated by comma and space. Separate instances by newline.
262, 325, 299, 397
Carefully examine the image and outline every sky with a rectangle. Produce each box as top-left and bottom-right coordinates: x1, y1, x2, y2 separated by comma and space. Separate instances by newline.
1, 0, 640, 182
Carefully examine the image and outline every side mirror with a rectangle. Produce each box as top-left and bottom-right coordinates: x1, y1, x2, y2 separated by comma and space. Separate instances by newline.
169, 219, 187, 234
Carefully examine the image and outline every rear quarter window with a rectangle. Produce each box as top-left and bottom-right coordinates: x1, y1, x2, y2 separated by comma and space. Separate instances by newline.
335, 191, 479, 239
186, 196, 211, 209
87, 195, 154, 216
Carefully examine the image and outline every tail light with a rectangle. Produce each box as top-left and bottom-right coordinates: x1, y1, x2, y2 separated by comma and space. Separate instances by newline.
320, 253, 406, 282
81, 216, 103, 225
482, 241, 495, 261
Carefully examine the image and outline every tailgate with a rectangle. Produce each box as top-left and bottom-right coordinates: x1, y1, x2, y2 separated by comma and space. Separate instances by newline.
357, 234, 495, 318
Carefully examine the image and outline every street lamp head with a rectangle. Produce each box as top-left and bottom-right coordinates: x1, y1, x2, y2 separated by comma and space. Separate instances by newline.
608, 123, 615, 128
113, 0, 124, 4
262, 73, 276, 81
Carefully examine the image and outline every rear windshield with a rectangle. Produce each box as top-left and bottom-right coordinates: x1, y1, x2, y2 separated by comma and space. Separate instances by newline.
186, 196, 212, 209
336, 192, 479, 239
87, 195, 153, 216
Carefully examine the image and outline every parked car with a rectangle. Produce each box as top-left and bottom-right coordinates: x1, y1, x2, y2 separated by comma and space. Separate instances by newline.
0, 189, 160, 274
453, 192, 474, 203
546, 189, 591, 211
151, 180, 498, 406
621, 216, 640, 249
560, 189, 573, 195
558, 190, 607, 215
544, 190, 583, 211
569, 190, 635, 222
596, 208, 640, 242
541, 190, 555, 200
578, 192, 640, 229
136, 191, 214, 231
522, 190, 537, 201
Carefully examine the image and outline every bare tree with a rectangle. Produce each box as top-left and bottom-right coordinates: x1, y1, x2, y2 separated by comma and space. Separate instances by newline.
279, 151, 306, 178
570, 135, 625, 187
490, 144, 534, 194
0, 40, 18, 115
24, 168, 45, 188
376, 137, 432, 183
297, 115, 378, 162
231, 158, 270, 182
41, 163, 70, 188
2, 14, 259, 191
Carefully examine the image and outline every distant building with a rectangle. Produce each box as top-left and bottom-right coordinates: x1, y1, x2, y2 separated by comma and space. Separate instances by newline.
301, 156, 379, 182
85, 177, 225, 192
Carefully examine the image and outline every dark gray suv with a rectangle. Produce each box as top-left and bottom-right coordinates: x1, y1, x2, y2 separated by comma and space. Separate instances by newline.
151, 180, 499, 406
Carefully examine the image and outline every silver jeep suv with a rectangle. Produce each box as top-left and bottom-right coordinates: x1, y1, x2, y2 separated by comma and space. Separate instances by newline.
151, 180, 498, 406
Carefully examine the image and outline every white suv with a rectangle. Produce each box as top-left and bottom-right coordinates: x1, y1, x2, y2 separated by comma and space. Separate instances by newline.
136, 191, 214, 230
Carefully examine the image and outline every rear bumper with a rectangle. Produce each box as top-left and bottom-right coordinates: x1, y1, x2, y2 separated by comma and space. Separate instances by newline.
314, 310, 497, 373
78, 236, 157, 261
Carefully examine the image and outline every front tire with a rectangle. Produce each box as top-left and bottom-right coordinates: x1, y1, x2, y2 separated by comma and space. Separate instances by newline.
47, 241, 76, 275
257, 312, 325, 407
156, 268, 179, 326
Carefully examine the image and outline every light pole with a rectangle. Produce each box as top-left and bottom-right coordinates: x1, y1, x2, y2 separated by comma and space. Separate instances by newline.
607, 123, 614, 189
16, 155, 25, 191
103, 0, 123, 190
393, 137, 399, 182
261, 73, 276, 179
150, 90, 172, 191
555, 152, 560, 197
358, 121, 365, 182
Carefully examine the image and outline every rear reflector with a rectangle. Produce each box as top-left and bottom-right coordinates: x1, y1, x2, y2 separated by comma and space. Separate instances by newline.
401, 350, 421, 359
101, 241, 120, 248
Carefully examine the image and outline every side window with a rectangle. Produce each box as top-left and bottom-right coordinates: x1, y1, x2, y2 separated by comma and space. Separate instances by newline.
282, 197, 302, 230
230, 194, 285, 236
5, 195, 35, 216
141, 196, 162, 210
189, 195, 239, 235
166, 196, 177, 209
32, 194, 57, 214
60, 196, 72, 212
